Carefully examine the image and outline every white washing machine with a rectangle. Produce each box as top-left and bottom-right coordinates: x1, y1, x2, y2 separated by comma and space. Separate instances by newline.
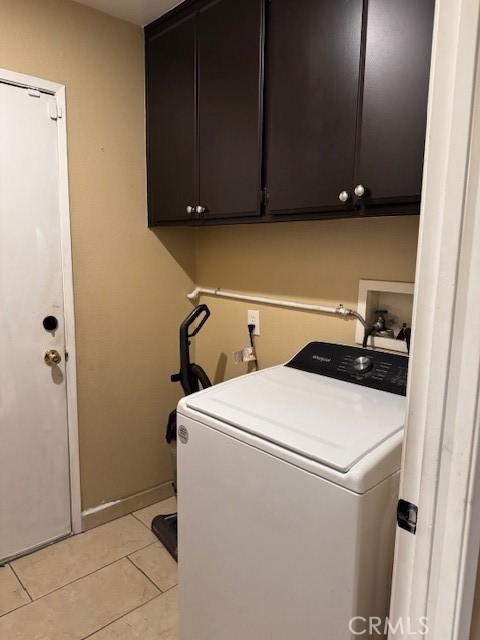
177, 341, 408, 639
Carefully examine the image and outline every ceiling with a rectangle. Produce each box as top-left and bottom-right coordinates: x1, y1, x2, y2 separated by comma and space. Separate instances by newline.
75, 0, 183, 26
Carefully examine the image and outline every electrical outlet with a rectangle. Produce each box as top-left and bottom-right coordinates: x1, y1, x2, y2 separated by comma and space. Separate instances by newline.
247, 309, 260, 336
233, 347, 257, 364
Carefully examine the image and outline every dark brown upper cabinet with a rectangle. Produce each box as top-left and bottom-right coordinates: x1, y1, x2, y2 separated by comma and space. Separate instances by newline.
264, 0, 363, 217
146, 14, 196, 224
145, 0, 434, 226
146, 0, 264, 224
354, 0, 435, 208
264, 0, 434, 218
198, 0, 264, 219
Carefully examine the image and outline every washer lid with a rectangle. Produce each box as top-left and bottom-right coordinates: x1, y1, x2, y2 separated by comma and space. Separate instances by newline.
185, 365, 406, 473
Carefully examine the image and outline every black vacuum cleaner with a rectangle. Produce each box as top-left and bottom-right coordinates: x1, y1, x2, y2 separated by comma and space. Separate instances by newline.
151, 304, 212, 560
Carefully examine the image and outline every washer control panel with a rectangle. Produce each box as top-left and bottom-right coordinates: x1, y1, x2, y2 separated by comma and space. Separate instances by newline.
286, 342, 408, 396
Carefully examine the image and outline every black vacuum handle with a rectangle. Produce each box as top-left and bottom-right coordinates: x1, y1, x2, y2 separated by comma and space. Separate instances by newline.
176, 304, 211, 395
181, 304, 210, 339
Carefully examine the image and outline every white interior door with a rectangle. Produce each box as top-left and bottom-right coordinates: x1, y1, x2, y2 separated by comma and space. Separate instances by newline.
0, 81, 72, 561
388, 0, 480, 638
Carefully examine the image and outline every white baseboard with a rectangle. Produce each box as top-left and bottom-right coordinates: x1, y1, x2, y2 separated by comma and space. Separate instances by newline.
81, 481, 175, 531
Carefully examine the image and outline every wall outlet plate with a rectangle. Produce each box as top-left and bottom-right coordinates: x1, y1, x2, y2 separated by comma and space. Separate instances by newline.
233, 350, 243, 365
233, 347, 257, 364
247, 309, 260, 335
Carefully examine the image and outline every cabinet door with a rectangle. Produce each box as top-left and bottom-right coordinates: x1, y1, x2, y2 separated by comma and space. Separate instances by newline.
197, 0, 264, 219
355, 0, 435, 206
146, 15, 196, 224
264, 0, 363, 216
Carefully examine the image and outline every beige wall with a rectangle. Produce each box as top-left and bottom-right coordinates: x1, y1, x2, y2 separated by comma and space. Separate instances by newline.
0, 0, 195, 512
194, 216, 419, 381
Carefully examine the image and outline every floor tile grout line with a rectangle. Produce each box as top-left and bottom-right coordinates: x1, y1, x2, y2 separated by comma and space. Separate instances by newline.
132, 541, 167, 564
158, 583, 178, 596
0, 596, 32, 620
8, 563, 33, 602
126, 539, 159, 556
0, 557, 173, 627
131, 497, 177, 532
0, 556, 134, 618
80, 586, 178, 640
131, 511, 154, 531
0, 501, 173, 622
80, 591, 164, 640
7, 513, 144, 576
126, 555, 164, 594
5, 535, 158, 605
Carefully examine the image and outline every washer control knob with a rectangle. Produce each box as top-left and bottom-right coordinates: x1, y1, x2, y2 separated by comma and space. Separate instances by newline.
353, 355, 373, 373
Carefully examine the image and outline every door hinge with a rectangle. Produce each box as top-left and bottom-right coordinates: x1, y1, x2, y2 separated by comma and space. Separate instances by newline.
27, 87, 41, 98
262, 188, 270, 208
397, 499, 418, 534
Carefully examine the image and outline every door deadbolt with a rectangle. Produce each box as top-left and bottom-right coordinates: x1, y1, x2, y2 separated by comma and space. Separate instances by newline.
43, 316, 59, 332
44, 349, 62, 366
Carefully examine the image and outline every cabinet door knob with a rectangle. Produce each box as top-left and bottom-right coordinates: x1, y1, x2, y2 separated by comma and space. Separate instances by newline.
195, 205, 206, 215
186, 205, 195, 215
338, 190, 350, 203
354, 184, 366, 197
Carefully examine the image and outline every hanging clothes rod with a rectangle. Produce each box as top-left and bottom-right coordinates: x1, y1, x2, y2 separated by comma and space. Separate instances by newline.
187, 286, 368, 328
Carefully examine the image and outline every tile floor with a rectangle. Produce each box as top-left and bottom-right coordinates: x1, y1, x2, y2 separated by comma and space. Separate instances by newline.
0, 497, 178, 639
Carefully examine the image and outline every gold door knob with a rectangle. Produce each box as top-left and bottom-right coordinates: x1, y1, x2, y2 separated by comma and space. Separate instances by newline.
44, 349, 62, 366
